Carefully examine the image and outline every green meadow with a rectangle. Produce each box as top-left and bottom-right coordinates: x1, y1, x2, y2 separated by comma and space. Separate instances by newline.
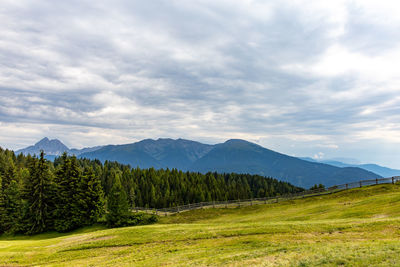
1, 184, 400, 266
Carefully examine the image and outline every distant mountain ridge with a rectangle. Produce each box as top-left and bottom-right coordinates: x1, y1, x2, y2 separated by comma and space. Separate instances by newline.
16, 137, 103, 157
16, 137, 382, 188
188, 139, 380, 188
79, 138, 213, 170
300, 157, 400, 178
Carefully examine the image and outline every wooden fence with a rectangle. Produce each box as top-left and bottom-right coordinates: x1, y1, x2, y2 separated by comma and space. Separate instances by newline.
133, 176, 400, 216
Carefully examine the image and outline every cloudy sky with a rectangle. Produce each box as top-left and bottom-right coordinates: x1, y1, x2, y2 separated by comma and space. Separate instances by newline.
1, 0, 400, 168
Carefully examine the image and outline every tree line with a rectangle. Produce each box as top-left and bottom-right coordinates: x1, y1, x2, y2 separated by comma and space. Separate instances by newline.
0, 147, 303, 234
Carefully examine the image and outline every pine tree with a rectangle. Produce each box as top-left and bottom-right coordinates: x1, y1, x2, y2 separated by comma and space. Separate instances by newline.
128, 187, 136, 209
1, 159, 15, 189
149, 184, 156, 208
106, 172, 129, 227
23, 151, 54, 234
2, 179, 23, 233
0, 174, 5, 233
54, 153, 82, 232
0, 159, 19, 232
79, 167, 105, 225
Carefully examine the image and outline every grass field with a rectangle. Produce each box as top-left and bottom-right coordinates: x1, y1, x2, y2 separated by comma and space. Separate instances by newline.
1, 184, 400, 266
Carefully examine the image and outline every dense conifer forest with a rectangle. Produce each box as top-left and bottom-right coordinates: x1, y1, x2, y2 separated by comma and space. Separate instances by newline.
0, 147, 303, 234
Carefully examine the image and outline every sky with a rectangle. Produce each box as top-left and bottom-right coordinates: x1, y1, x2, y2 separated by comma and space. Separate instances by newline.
1, 0, 400, 168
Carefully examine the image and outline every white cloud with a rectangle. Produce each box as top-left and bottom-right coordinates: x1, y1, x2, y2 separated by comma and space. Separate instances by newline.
313, 152, 325, 160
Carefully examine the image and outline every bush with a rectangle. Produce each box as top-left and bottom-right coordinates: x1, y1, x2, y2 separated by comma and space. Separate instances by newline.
125, 213, 158, 226
106, 212, 158, 228
310, 184, 325, 190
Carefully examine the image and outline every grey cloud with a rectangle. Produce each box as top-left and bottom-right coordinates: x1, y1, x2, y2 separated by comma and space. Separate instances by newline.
1, 1, 400, 168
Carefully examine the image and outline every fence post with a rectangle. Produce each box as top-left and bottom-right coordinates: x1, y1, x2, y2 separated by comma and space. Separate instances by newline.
276, 196, 279, 203
376, 178, 378, 185
200, 202, 203, 209
238, 199, 241, 207
177, 206, 180, 213
225, 201, 228, 208
264, 198, 267, 204
346, 184, 348, 190
250, 199, 253, 206
393, 177, 395, 184
360, 181, 362, 188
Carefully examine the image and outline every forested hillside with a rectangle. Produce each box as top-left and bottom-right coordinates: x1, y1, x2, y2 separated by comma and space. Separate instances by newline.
0, 147, 302, 235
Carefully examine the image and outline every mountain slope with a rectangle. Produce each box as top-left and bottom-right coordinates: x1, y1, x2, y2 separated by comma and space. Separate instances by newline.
79, 143, 163, 169
79, 138, 213, 170
189, 139, 380, 188
358, 164, 400, 177
300, 158, 400, 178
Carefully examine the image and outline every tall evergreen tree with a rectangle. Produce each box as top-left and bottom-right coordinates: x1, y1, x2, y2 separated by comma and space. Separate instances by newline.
54, 153, 82, 232
0, 174, 4, 233
106, 172, 129, 227
79, 167, 105, 225
1, 179, 23, 233
22, 151, 54, 234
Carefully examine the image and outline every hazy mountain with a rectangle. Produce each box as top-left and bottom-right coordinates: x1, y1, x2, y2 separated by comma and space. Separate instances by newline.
300, 157, 400, 178
321, 161, 399, 178
357, 164, 400, 177
189, 139, 380, 188
329, 157, 361, 165
16, 137, 103, 157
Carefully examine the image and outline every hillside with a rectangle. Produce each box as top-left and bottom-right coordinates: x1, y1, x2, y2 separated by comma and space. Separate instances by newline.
1, 184, 400, 266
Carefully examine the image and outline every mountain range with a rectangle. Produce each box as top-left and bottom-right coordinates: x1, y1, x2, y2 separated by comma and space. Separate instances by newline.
15, 137, 389, 188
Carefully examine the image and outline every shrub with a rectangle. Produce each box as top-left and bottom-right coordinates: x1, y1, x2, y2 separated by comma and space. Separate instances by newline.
104, 212, 158, 228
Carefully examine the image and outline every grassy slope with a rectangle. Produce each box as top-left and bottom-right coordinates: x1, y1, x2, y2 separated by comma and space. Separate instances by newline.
2, 184, 400, 266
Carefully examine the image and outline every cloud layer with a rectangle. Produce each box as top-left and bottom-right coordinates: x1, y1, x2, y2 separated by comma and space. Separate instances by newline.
1, 0, 400, 168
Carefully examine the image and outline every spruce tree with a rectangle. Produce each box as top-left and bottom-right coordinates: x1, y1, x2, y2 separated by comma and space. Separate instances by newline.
2, 179, 23, 233
0, 159, 18, 232
54, 153, 82, 232
0, 174, 4, 233
106, 172, 129, 227
79, 167, 105, 225
23, 151, 54, 234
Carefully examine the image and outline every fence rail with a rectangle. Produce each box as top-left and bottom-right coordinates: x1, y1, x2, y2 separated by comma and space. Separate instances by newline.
132, 176, 400, 216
